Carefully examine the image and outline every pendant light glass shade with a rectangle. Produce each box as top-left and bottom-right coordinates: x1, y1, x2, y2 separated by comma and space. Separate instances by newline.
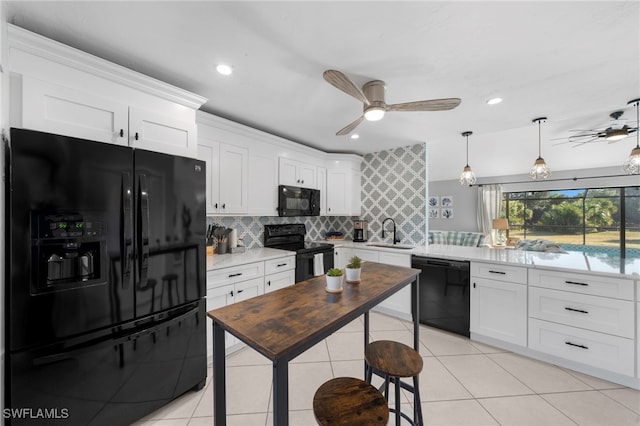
623, 99, 640, 175
529, 117, 551, 180
459, 131, 476, 185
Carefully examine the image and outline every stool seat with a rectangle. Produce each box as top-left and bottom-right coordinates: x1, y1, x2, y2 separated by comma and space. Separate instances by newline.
365, 340, 424, 426
313, 377, 388, 425
365, 340, 423, 377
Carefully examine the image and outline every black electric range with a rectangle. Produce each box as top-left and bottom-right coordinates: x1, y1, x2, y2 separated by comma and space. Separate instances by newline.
264, 224, 334, 282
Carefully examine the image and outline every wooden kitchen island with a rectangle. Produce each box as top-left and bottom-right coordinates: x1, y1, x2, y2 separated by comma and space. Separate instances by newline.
207, 261, 421, 426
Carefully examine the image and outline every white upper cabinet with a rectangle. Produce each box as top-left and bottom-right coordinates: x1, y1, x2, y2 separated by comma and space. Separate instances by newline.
326, 169, 349, 215
129, 106, 197, 157
248, 152, 279, 216
198, 137, 249, 215
317, 167, 327, 215
8, 24, 205, 158
19, 75, 129, 145
279, 157, 317, 188
326, 167, 361, 216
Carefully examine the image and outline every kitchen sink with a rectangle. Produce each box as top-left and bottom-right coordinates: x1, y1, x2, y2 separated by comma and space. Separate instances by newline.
365, 243, 415, 250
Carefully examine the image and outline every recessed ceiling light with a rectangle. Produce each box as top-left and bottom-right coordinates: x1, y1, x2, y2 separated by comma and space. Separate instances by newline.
350, 134, 360, 140
486, 97, 503, 105
216, 64, 233, 76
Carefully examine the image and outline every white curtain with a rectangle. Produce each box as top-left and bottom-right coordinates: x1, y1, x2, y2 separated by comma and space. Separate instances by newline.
477, 184, 503, 245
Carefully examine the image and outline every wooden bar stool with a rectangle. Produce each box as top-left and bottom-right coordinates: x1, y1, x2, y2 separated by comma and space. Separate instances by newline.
365, 340, 424, 426
313, 377, 389, 425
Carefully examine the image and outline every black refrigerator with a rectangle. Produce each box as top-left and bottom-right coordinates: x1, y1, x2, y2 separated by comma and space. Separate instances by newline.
5, 128, 207, 425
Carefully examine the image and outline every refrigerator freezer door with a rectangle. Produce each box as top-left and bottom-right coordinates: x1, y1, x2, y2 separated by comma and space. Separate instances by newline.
7, 301, 206, 426
7, 128, 135, 351
133, 150, 205, 317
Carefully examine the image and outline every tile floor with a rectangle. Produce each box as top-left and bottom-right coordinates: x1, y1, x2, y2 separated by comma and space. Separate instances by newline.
133, 312, 640, 426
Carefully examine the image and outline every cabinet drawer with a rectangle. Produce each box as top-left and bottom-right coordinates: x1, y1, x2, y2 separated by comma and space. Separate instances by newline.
264, 256, 295, 274
529, 287, 634, 338
207, 261, 264, 289
529, 318, 634, 377
265, 269, 296, 293
471, 262, 527, 284
529, 269, 634, 300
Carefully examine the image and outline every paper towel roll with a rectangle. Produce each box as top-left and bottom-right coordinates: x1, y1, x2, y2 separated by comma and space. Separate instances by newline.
229, 229, 238, 249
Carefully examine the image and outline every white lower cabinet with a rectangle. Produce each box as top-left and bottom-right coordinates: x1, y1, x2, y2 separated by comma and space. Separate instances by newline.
527, 268, 636, 380
377, 252, 411, 318
470, 277, 528, 346
529, 318, 634, 377
334, 246, 352, 269
205, 261, 267, 358
352, 248, 411, 319
470, 262, 527, 346
205, 255, 295, 358
264, 255, 296, 293
265, 269, 296, 293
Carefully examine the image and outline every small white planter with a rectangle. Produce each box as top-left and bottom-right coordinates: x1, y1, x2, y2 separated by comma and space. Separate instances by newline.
325, 274, 344, 293
345, 267, 361, 283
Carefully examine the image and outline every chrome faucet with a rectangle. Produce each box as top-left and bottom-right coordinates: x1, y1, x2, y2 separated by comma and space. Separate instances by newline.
381, 217, 400, 244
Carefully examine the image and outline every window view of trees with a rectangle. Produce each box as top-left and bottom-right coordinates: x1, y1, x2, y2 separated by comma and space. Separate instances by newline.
503, 187, 639, 257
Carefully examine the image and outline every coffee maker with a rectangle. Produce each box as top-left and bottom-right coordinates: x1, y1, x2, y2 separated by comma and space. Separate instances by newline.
353, 220, 368, 242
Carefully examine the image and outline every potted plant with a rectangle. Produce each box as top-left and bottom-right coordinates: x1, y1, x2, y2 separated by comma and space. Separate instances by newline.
325, 268, 344, 293
345, 255, 362, 283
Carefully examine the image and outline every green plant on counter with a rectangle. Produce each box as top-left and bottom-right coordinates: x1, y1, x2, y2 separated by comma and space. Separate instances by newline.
346, 256, 361, 269
326, 268, 343, 277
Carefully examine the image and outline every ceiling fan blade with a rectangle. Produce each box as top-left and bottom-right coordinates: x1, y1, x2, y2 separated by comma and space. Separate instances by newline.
387, 98, 461, 112
336, 116, 365, 136
323, 70, 370, 106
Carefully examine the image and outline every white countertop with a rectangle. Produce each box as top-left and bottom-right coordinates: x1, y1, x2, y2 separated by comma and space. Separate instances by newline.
327, 240, 640, 278
206, 247, 295, 271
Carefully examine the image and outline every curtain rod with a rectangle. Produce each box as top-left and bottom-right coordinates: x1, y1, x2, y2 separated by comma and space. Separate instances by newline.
469, 173, 638, 187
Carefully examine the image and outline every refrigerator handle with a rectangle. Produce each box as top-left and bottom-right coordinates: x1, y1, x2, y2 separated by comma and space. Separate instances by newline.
137, 173, 150, 287
121, 172, 133, 289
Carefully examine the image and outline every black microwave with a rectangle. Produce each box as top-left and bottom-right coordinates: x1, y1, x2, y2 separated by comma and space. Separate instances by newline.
278, 185, 320, 216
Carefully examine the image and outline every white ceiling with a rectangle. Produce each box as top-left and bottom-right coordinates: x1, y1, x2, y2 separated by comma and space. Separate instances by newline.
4, 1, 640, 181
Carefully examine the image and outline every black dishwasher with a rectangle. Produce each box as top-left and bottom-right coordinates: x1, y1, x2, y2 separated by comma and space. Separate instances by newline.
411, 255, 470, 337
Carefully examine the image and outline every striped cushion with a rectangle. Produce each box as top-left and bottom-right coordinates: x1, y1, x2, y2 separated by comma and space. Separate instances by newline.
462, 233, 481, 247
446, 231, 467, 246
430, 232, 447, 244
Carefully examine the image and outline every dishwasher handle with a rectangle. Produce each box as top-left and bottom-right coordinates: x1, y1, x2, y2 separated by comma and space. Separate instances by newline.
412, 256, 469, 270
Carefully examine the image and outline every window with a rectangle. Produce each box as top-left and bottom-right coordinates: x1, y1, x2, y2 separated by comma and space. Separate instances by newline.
503, 186, 639, 257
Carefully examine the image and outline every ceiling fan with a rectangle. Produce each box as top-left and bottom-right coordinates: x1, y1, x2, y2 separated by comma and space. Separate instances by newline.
322, 69, 461, 136
554, 109, 638, 147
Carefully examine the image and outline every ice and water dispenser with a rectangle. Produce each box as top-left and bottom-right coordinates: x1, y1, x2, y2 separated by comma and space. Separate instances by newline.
32, 212, 106, 293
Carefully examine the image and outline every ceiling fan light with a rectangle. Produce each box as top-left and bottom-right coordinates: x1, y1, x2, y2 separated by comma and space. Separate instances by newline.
606, 128, 628, 141
459, 165, 477, 185
364, 106, 385, 121
623, 146, 640, 175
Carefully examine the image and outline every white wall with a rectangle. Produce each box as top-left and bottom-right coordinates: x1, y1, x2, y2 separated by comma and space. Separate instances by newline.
428, 180, 479, 232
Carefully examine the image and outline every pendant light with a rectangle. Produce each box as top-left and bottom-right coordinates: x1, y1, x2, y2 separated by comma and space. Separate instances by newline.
529, 117, 551, 180
459, 131, 477, 185
623, 98, 640, 175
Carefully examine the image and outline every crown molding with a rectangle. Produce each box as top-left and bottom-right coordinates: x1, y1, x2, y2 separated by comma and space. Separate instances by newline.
7, 24, 207, 109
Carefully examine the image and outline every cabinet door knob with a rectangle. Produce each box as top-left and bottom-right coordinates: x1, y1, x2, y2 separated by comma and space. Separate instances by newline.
222, 203, 226, 209
267, 281, 271, 286
119, 129, 124, 137
214, 203, 218, 209
135, 132, 139, 141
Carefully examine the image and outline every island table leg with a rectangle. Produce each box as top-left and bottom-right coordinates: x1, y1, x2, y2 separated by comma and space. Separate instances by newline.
212, 322, 227, 426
